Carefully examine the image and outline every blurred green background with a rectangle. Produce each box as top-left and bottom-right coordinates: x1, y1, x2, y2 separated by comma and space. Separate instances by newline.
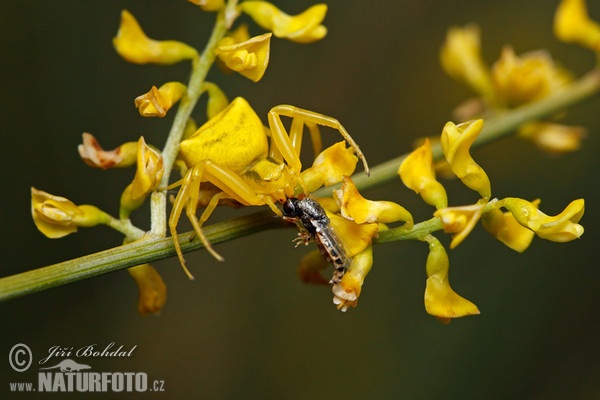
1, 1, 599, 399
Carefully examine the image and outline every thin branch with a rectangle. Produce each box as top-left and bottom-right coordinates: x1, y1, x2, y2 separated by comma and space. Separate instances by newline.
0, 210, 284, 302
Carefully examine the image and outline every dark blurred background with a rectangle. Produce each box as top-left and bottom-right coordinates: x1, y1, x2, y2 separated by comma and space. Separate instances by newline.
1, 1, 599, 399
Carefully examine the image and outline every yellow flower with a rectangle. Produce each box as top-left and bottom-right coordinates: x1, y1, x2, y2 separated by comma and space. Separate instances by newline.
554, 0, 600, 50
113, 10, 197, 65
215, 33, 272, 82
78, 133, 138, 170
518, 121, 586, 154
328, 212, 379, 258
187, 0, 224, 12
120, 137, 164, 218
440, 24, 494, 99
134, 82, 187, 117
482, 204, 536, 253
297, 249, 331, 285
491, 47, 572, 107
334, 176, 413, 226
202, 82, 230, 120
423, 235, 480, 323
441, 119, 491, 199
239, 2, 328, 43
332, 245, 373, 312
434, 199, 488, 249
127, 264, 167, 316
31, 188, 109, 238
399, 138, 448, 209
300, 141, 358, 192
501, 198, 585, 242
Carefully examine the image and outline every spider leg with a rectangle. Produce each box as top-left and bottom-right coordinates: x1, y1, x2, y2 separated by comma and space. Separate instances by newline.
269, 105, 370, 176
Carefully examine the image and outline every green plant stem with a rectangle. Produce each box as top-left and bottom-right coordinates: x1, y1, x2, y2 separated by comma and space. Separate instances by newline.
376, 217, 443, 243
0, 210, 283, 302
150, 0, 238, 237
1, 69, 599, 302
105, 216, 146, 240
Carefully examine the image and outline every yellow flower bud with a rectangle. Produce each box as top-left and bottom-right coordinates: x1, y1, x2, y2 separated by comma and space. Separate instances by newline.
227, 23, 252, 44
554, 0, 600, 50
300, 141, 358, 192
127, 264, 167, 316
423, 235, 480, 323
440, 24, 494, 98
297, 249, 331, 285
31, 188, 109, 238
434, 199, 488, 249
441, 119, 491, 199
491, 47, 572, 107
399, 138, 448, 209
120, 137, 164, 218
134, 82, 187, 117
187, 0, 224, 12
482, 205, 535, 253
239, 2, 328, 43
334, 176, 413, 226
215, 33, 272, 82
332, 245, 373, 312
518, 121, 586, 154
202, 82, 230, 120
78, 133, 138, 169
113, 10, 197, 65
501, 198, 585, 242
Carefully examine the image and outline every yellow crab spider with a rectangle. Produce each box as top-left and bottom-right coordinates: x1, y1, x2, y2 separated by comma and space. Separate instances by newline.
168, 96, 369, 279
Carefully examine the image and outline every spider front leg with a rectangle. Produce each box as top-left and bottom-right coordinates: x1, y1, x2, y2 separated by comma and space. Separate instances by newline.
267, 105, 370, 176
169, 159, 282, 279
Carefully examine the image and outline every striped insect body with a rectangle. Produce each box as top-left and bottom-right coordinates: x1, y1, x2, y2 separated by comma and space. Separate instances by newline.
282, 197, 349, 284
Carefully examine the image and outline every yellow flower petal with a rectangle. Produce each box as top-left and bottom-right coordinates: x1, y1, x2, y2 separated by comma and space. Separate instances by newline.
518, 121, 586, 154
131, 137, 164, 198
239, 2, 328, 43
300, 141, 358, 192
502, 197, 585, 242
423, 236, 480, 321
335, 176, 413, 226
134, 82, 187, 117
441, 119, 491, 198
554, 0, 600, 50
331, 245, 373, 312
113, 10, 197, 65
327, 212, 378, 258
31, 188, 109, 238
491, 47, 572, 107
120, 137, 164, 218
78, 133, 138, 170
202, 82, 230, 120
187, 0, 224, 12
215, 33, 272, 82
127, 264, 167, 316
440, 24, 494, 98
399, 138, 448, 209
434, 199, 488, 249
482, 206, 535, 253
297, 249, 333, 285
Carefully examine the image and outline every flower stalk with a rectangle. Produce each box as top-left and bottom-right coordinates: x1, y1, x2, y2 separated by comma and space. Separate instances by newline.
150, 0, 239, 237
